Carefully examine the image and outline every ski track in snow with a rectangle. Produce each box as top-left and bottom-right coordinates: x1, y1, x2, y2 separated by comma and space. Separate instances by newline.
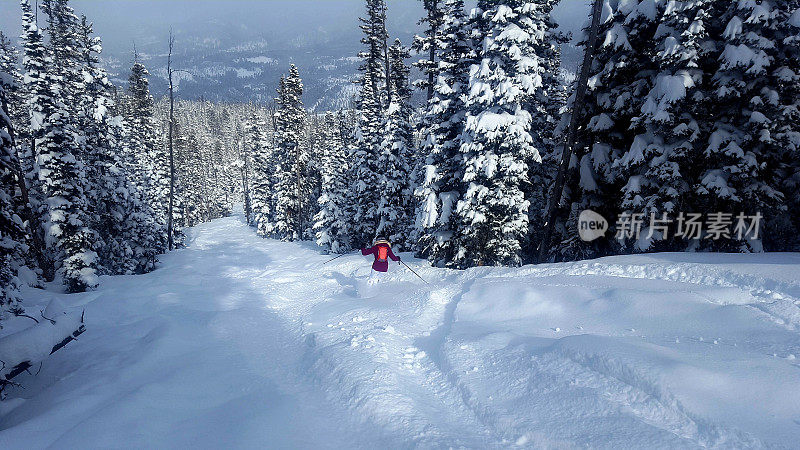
1, 215, 800, 449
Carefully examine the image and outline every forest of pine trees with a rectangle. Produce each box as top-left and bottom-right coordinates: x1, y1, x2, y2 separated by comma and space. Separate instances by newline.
0, 0, 241, 325
3, 0, 800, 325
309, 0, 799, 267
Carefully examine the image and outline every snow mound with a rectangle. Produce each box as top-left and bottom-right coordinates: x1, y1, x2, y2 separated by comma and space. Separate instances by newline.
0, 299, 84, 381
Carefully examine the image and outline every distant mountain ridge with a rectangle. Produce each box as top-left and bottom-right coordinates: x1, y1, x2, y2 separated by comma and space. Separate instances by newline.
102, 20, 384, 110
0, 0, 585, 109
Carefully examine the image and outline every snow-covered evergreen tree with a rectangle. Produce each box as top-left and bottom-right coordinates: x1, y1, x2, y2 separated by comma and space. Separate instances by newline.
0, 32, 26, 139
168, 119, 188, 242
554, 0, 799, 259
247, 112, 274, 236
314, 111, 352, 253
15, 2, 53, 281
272, 66, 309, 241
690, 0, 782, 252
522, 0, 565, 248
127, 57, 168, 253
452, 0, 549, 268
348, 0, 392, 247
110, 107, 160, 274
413, 0, 446, 100
610, 0, 704, 252
0, 55, 26, 316
571, 0, 670, 257
349, 72, 384, 247
305, 115, 324, 241
23, 0, 98, 292
74, 17, 160, 274
772, 1, 800, 250
413, 0, 473, 264
376, 40, 414, 249
41, 0, 84, 127
0, 31, 45, 281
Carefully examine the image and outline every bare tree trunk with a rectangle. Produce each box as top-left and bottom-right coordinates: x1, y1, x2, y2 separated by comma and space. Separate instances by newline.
167, 31, 176, 251
241, 138, 251, 223
269, 102, 278, 148
423, 0, 438, 101
537, 0, 604, 263
427, 41, 435, 100
1, 96, 54, 281
382, 0, 392, 104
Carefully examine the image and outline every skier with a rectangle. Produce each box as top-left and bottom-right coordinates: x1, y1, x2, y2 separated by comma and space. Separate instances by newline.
361, 237, 401, 273
359, 238, 429, 293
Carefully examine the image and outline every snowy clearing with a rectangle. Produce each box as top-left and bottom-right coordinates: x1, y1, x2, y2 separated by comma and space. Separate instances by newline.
1, 215, 799, 448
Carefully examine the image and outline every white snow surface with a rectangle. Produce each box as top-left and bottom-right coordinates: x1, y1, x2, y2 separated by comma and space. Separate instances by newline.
1, 215, 800, 448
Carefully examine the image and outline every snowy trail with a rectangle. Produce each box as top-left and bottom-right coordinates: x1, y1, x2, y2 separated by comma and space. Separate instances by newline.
2, 215, 800, 448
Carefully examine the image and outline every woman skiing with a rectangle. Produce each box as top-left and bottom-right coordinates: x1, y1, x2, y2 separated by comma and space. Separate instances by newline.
359, 238, 428, 294
361, 237, 401, 273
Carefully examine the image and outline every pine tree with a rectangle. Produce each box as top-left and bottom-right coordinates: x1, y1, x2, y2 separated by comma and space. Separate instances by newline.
413, 0, 446, 100
557, 0, 666, 259
349, 0, 392, 247
1, 29, 52, 280
452, 0, 549, 268
127, 57, 168, 253
554, 0, 797, 258
236, 116, 253, 224
304, 115, 323, 241
41, 0, 83, 123
611, 0, 705, 252
689, 0, 782, 252
0, 53, 26, 316
77, 15, 111, 266
246, 112, 274, 236
0, 32, 26, 137
349, 70, 384, 247
74, 16, 130, 274
413, 0, 473, 264
272, 65, 308, 241
522, 0, 566, 250
376, 39, 414, 248
314, 111, 352, 253
23, 0, 98, 292
168, 119, 187, 244
11, 20, 48, 257
109, 104, 160, 274
360, 0, 390, 104
772, 1, 800, 249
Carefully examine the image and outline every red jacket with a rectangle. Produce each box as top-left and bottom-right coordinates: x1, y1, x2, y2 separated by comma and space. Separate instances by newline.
362, 243, 400, 272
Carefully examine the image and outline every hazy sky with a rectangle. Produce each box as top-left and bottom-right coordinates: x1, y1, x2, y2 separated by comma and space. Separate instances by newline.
0, 0, 590, 103
0, 0, 590, 49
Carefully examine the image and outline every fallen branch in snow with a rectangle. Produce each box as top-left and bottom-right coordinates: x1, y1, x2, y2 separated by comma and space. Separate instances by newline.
39, 310, 57, 325
0, 300, 86, 396
13, 313, 39, 324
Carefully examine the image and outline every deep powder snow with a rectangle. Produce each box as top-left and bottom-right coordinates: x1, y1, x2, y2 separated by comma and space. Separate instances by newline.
1, 215, 799, 448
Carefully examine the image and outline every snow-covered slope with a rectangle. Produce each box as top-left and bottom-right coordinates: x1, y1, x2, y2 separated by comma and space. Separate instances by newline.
1, 215, 799, 448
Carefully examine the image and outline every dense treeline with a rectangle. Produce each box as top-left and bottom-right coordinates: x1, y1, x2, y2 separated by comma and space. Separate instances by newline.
153, 98, 251, 228
1, 0, 194, 322
246, 0, 799, 269
558, 0, 800, 259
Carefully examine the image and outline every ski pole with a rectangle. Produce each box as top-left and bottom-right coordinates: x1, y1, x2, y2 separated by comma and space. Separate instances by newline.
400, 260, 429, 284
322, 253, 348, 265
